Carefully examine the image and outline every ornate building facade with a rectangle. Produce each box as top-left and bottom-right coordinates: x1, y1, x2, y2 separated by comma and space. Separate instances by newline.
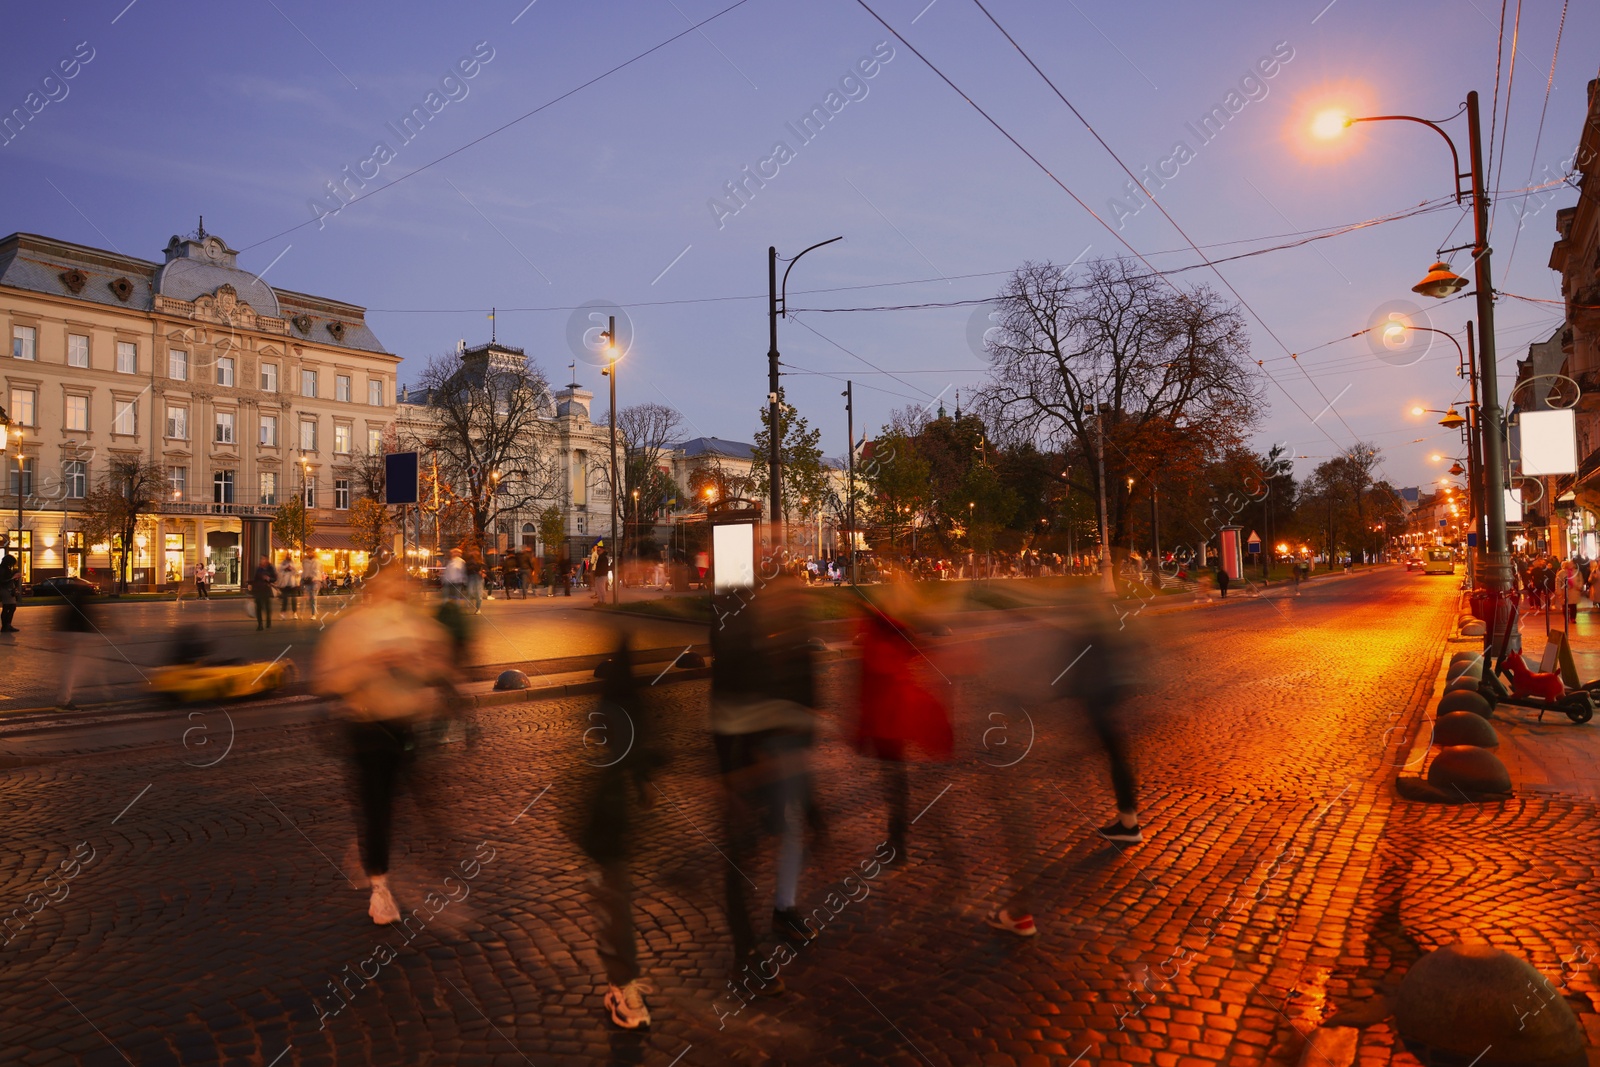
0, 228, 398, 589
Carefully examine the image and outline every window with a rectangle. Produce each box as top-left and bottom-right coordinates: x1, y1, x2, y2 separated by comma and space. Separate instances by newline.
64, 460, 85, 500
261, 362, 278, 392
368, 427, 383, 454
300, 418, 317, 451
165, 405, 188, 440
67, 333, 89, 368
334, 424, 351, 454
9, 388, 34, 427
260, 415, 277, 447
301, 369, 317, 398
336, 375, 351, 402
8, 458, 33, 496
113, 399, 137, 435
216, 356, 235, 387
335, 479, 350, 510
303, 476, 316, 509
213, 469, 234, 505
169, 349, 188, 380
12, 325, 36, 360
368, 379, 383, 406
259, 472, 278, 506
65, 394, 88, 432
168, 466, 187, 498
215, 411, 234, 444
116, 341, 136, 374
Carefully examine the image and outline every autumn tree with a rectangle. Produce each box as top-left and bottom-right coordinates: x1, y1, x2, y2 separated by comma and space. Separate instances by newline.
273, 497, 316, 555
348, 498, 392, 556
977, 258, 1262, 553
78, 458, 164, 594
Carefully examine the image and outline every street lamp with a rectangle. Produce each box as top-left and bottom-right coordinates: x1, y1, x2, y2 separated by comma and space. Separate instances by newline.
767, 236, 842, 549
298, 453, 311, 561
1319, 92, 1510, 596
0, 419, 19, 566
599, 317, 620, 605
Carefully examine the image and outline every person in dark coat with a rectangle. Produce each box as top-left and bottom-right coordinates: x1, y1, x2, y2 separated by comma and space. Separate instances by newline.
250, 556, 277, 630
0, 554, 19, 632
1216, 562, 1231, 598
569, 638, 666, 1029
55, 579, 99, 709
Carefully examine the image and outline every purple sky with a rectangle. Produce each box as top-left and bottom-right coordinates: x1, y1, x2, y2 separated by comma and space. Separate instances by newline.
3, 0, 1594, 491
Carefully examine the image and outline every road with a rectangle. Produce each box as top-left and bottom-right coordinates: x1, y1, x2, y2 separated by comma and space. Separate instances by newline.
0, 592, 707, 710
1, 567, 1593, 1066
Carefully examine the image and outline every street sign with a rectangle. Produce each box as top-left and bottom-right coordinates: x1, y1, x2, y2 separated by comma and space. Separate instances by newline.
385, 451, 419, 505
1467, 532, 1479, 547
1439, 519, 1447, 527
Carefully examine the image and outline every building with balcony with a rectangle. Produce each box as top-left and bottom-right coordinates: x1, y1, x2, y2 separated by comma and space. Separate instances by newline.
0, 227, 398, 589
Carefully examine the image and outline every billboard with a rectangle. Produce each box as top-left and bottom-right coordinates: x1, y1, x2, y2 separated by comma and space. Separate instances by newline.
1519, 409, 1577, 476
384, 451, 419, 505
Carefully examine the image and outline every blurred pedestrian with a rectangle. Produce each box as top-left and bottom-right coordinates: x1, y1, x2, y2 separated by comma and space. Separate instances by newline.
592, 543, 610, 602
464, 546, 485, 613
567, 638, 667, 1029
54, 578, 99, 710
443, 548, 466, 601
313, 565, 458, 926
854, 593, 952, 862
250, 556, 277, 630
709, 575, 820, 991
277, 556, 301, 620
1216, 562, 1230, 598
0, 553, 19, 633
303, 552, 322, 619
193, 558, 209, 599
1561, 558, 1581, 622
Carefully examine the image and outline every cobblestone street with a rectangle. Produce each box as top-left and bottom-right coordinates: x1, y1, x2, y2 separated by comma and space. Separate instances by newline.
3, 568, 1592, 1066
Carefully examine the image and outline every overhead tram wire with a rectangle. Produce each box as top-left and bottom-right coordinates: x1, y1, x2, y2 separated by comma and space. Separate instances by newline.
965, 0, 1369, 452
1503, 0, 1569, 278
1489, 0, 1525, 242
1487, 0, 1510, 185
235, 0, 754, 253
789, 315, 941, 403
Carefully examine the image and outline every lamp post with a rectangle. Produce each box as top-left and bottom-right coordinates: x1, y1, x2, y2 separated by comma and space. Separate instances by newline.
842, 379, 856, 585
600, 317, 620, 605
1086, 401, 1117, 595
767, 237, 842, 551
298, 453, 310, 561
1324, 93, 1508, 594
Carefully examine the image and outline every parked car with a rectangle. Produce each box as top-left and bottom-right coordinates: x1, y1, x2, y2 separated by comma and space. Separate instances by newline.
25, 575, 99, 597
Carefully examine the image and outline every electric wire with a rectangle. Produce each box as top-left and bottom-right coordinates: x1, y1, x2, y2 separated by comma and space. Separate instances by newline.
1502, 0, 1569, 278
959, 0, 1367, 455
235, 0, 754, 254
1489, 0, 1524, 242
1487, 0, 1509, 183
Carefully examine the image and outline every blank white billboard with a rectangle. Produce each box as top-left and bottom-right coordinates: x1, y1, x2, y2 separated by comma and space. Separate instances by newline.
1505, 488, 1523, 523
712, 523, 755, 592
1520, 409, 1577, 476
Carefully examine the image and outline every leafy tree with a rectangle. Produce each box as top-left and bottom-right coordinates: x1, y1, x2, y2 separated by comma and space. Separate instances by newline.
751, 387, 829, 524
348, 497, 392, 556
539, 504, 567, 563
688, 462, 754, 511
78, 458, 163, 594
273, 497, 315, 555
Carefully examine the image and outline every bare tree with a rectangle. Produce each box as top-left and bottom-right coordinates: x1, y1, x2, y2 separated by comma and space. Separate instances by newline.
78, 458, 164, 594
977, 258, 1262, 545
409, 348, 561, 554
611, 402, 685, 532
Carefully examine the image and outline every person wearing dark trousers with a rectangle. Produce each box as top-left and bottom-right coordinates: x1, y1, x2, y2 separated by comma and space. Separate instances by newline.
314, 565, 457, 926
1216, 564, 1230, 599
250, 557, 276, 630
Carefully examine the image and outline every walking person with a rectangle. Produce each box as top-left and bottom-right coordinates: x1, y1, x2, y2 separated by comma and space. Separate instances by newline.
1561, 558, 1582, 622
276, 556, 301, 620
708, 574, 821, 992
442, 548, 467, 602
303, 552, 322, 620
567, 638, 667, 1029
250, 556, 277, 631
464, 546, 485, 614
54, 578, 100, 710
0, 553, 20, 632
592, 543, 610, 602
193, 559, 209, 599
313, 565, 458, 926
1216, 561, 1230, 599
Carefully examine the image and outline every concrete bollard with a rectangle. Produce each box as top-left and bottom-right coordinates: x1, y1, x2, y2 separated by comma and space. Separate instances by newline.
494, 669, 530, 691
1431, 710, 1499, 748
1427, 745, 1512, 794
1395, 943, 1585, 1067
1437, 690, 1493, 718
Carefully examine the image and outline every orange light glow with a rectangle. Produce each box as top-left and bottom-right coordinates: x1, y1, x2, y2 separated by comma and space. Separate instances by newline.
1311, 108, 1350, 140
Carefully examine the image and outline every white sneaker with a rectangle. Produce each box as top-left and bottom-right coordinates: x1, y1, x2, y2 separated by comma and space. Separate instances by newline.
368, 880, 401, 925
604, 979, 652, 1029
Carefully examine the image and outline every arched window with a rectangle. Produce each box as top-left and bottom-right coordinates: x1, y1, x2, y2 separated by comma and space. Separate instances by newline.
522, 522, 536, 548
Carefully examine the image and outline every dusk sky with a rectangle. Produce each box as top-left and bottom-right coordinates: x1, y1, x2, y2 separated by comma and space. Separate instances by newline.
4, 0, 1594, 491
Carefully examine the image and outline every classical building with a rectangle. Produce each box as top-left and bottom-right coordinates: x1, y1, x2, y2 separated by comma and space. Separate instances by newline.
1543, 75, 1600, 558
0, 227, 398, 589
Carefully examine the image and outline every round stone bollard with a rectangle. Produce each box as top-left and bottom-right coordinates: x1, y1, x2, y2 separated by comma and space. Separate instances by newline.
675, 650, 706, 669
494, 669, 530, 691
806, 636, 829, 653
1438, 689, 1493, 718
592, 659, 614, 679
1427, 745, 1512, 794
1431, 710, 1499, 748
1445, 674, 1484, 694
1461, 620, 1487, 636
1395, 943, 1585, 1067
1446, 663, 1484, 686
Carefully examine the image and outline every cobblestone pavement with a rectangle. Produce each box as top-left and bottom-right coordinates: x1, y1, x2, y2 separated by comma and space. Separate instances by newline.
5, 567, 1570, 1066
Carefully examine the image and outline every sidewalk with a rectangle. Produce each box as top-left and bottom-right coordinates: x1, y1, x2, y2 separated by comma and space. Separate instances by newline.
1490, 605, 1600, 800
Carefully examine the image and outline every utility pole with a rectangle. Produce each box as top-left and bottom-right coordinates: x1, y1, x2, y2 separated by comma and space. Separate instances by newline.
1465, 92, 1510, 596
604, 315, 619, 606
844, 381, 856, 585
1090, 402, 1116, 595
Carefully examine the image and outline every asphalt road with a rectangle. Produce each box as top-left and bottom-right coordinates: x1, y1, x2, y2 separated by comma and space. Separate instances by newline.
0, 567, 1525, 1066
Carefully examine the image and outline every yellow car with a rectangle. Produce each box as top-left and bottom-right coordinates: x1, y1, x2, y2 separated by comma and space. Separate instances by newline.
149, 660, 298, 703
